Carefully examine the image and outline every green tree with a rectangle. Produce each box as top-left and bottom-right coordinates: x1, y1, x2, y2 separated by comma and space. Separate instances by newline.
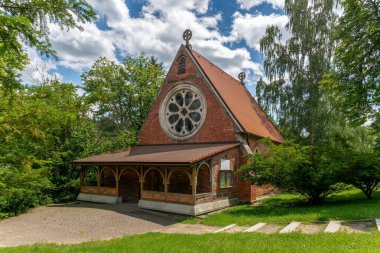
0, 81, 80, 215
343, 151, 380, 199
0, 0, 96, 91
0, 163, 52, 217
322, 0, 380, 127
333, 126, 380, 199
239, 139, 345, 204
82, 54, 166, 135
257, 0, 339, 144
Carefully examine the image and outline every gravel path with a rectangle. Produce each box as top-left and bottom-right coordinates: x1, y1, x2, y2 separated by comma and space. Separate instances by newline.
1, 203, 378, 247
0, 202, 177, 247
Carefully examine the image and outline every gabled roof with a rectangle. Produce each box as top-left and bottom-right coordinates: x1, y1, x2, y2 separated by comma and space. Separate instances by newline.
190, 49, 284, 143
73, 142, 240, 165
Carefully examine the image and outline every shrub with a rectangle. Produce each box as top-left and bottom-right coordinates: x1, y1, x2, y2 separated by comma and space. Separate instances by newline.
340, 151, 380, 199
239, 139, 344, 204
0, 165, 52, 217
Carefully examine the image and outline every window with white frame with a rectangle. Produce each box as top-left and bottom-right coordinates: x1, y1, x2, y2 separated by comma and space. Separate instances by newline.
220, 159, 232, 188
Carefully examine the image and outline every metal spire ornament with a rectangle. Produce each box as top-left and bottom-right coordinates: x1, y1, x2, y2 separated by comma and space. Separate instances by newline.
238, 72, 246, 86
183, 29, 192, 49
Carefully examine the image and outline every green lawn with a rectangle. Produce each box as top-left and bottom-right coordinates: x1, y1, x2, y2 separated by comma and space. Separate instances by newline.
187, 189, 380, 226
2, 232, 380, 253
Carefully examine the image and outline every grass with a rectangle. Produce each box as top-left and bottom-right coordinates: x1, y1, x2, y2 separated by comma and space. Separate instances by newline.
185, 189, 380, 226
1, 232, 380, 253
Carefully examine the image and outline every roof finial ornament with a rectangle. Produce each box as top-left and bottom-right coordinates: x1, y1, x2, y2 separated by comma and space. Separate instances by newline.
183, 29, 192, 49
238, 72, 246, 85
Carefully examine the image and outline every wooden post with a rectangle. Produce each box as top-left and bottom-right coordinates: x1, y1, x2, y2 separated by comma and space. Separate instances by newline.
140, 167, 144, 197
192, 166, 197, 204
115, 166, 119, 192
79, 166, 83, 187
164, 168, 168, 194
97, 166, 101, 187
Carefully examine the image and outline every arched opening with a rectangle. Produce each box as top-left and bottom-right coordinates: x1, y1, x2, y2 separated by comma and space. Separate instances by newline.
168, 170, 191, 194
100, 167, 116, 187
178, 56, 186, 74
143, 169, 164, 192
119, 169, 140, 202
196, 164, 211, 194
83, 166, 98, 186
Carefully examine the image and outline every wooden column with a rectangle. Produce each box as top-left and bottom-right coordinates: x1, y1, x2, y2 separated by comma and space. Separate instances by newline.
79, 166, 84, 187
139, 167, 144, 196
191, 166, 197, 204
164, 168, 168, 194
96, 166, 100, 187
115, 166, 119, 194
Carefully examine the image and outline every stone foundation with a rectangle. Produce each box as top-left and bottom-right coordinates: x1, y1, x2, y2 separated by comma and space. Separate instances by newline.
77, 193, 122, 204
138, 198, 238, 216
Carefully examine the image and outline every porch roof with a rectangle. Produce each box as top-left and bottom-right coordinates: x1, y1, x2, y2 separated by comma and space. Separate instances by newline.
72, 142, 240, 166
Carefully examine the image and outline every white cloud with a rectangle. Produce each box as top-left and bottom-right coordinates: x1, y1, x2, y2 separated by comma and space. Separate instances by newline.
200, 14, 222, 28
193, 39, 263, 81
21, 47, 61, 85
21, 0, 273, 88
48, 22, 116, 71
237, 0, 285, 9
229, 12, 289, 51
84, 0, 258, 79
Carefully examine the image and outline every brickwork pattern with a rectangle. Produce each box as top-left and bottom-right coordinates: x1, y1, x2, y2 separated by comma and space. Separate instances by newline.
139, 48, 237, 145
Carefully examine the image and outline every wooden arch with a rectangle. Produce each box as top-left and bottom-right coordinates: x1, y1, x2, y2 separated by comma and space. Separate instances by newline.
118, 167, 142, 182
167, 168, 192, 185
143, 167, 165, 183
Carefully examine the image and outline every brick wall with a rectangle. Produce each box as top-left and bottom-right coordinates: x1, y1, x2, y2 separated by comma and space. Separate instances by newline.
138, 48, 237, 145
80, 186, 118, 196
238, 137, 276, 202
141, 191, 193, 204
210, 148, 240, 200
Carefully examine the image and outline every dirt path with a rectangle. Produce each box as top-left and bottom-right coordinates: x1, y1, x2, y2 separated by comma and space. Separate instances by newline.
0, 202, 177, 247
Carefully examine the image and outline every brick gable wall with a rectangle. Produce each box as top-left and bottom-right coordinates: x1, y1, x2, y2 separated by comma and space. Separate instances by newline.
138, 47, 238, 145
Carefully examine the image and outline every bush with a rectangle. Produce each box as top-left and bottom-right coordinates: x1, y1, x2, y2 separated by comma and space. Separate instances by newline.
340, 151, 380, 199
0, 165, 52, 217
239, 139, 344, 204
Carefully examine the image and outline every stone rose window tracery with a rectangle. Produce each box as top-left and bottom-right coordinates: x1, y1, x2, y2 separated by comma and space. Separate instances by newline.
160, 84, 206, 140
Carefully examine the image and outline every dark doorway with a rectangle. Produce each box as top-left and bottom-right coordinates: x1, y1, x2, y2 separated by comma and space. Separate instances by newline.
119, 169, 140, 202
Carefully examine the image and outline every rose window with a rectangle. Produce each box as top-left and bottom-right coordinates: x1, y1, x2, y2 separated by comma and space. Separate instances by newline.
160, 84, 206, 140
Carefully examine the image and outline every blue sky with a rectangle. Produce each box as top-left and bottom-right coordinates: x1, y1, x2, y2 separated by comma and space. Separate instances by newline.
22, 0, 288, 95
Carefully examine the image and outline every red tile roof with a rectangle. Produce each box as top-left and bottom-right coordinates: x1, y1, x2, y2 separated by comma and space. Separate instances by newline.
72, 143, 240, 165
191, 50, 284, 143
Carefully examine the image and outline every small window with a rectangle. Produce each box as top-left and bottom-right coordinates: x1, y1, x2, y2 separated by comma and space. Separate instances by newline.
178, 56, 186, 74
220, 159, 233, 188
254, 147, 260, 154
220, 171, 232, 188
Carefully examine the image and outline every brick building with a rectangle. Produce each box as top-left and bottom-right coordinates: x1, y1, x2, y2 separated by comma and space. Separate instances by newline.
73, 30, 283, 215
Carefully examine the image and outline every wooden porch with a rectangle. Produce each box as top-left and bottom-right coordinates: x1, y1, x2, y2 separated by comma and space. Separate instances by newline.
78, 162, 213, 206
